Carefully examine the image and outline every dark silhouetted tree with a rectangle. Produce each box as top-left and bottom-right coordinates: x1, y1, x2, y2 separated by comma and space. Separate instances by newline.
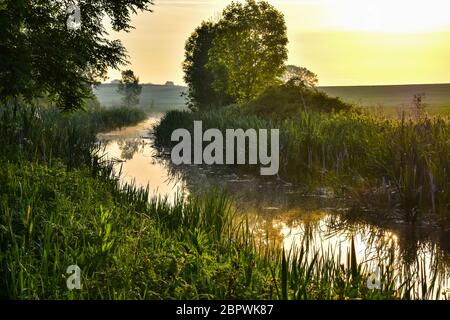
0, 0, 153, 111
282, 65, 318, 89
281, 65, 319, 113
183, 21, 234, 111
117, 70, 142, 107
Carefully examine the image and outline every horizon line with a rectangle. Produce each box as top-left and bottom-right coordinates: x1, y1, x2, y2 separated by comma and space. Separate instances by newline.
99, 81, 450, 88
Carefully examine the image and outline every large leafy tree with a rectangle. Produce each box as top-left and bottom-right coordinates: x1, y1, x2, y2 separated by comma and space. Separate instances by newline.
0, 0, 153, 111
117, 69, 142, 107
207, 0, 288, 103
182, 21, 234, 111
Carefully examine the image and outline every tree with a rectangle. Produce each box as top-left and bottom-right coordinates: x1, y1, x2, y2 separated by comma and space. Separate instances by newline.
182, 21, 234, 111
0, 0, 153, 111
282, 65, 318, 89
206, 0, 288, 103
117, 70, 142, 107
281, 65, 318, 113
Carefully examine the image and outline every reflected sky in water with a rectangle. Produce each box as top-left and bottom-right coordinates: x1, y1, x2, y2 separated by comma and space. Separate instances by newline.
97, 115, 450, 299
97, 115, 185, 202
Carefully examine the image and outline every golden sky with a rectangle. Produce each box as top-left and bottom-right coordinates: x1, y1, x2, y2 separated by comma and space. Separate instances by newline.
106, 0, 450, 86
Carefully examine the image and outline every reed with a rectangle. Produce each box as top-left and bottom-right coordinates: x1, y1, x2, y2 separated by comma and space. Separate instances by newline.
1, 160, 446, 299
1, 102, 447, 299
0, 103, 146, 167
154, 109, 450, 225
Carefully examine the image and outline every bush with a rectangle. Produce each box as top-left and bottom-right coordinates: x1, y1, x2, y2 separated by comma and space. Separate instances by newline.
87, 105, 147, 132
244, 83, 354, 119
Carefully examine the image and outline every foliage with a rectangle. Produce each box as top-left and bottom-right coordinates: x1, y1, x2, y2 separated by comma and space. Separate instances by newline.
154, 109, 450, 225
245, 83, 354, 118
87, 105, 147, 132
205, 0, 288, 103
117, 70, 143, 108
1, 161, 445, 299
281, 65, 319, 88
0, 101, 446, 300
183, 21, 234, 111
0, 102, 146, 167
0, 0, 153, 110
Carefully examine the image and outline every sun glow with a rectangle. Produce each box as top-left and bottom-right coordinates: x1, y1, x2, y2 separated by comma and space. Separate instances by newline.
335, 0, 450, 33
106, 0, 450, 85
273, 0, 450, 33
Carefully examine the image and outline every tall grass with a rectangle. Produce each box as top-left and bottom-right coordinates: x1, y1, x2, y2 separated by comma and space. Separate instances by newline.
0, 103, 147, 167
153, 109, 450, 225
1, 161, 446, 299
1, 103, 447, 299
87, 105, 148, 132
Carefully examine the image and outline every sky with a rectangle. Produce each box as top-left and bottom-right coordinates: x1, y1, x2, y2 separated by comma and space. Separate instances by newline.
105, 0, 450, 86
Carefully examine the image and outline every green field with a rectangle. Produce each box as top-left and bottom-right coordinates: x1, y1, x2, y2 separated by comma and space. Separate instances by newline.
94, 83, 450, 116
321, 83, 450, 116
93, 83, 187, 111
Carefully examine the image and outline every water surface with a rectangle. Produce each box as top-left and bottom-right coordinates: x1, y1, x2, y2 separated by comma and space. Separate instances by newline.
97, 114, 450, 299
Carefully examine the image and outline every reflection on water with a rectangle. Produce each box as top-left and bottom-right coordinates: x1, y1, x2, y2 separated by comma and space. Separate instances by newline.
97, 115, 185, 203
97, 115, 450, 299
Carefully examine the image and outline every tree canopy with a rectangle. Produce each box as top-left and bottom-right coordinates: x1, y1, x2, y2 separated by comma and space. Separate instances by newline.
183, 21, 234, 111
282, 65, 319, 89
0, 0, 153, 111
207, 0, 288, 103
183, 0, 288, 108
117, 69, 142, 107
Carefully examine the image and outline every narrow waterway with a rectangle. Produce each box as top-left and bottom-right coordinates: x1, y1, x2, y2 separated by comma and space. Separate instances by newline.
97, 114, 450, 299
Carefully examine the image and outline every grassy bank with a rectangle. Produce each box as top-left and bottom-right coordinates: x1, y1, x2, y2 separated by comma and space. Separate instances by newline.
154, 109, 450, 227
2, 162, 445, 299
87, 105, 148, 133
1, 104, 446, 299
0, 104, 146, 166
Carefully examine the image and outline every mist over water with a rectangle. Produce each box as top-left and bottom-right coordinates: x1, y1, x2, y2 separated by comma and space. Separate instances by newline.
97, 114, 450, 299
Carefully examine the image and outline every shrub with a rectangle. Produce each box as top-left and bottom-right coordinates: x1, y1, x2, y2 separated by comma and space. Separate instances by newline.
245, 83, 354, 119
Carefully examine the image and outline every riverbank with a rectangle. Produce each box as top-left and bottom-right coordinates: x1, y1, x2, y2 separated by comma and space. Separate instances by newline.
153, 109, 450, 230
1, 105, 448, 299
6, 159, 438, 299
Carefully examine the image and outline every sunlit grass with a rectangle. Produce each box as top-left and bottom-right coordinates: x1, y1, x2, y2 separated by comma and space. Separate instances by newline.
1, 161, 446, 299
154, 109, 450, 226
0, 103, 448, 299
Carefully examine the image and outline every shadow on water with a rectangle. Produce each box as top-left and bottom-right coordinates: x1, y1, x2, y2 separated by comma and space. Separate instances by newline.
97, 114, 450, 299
